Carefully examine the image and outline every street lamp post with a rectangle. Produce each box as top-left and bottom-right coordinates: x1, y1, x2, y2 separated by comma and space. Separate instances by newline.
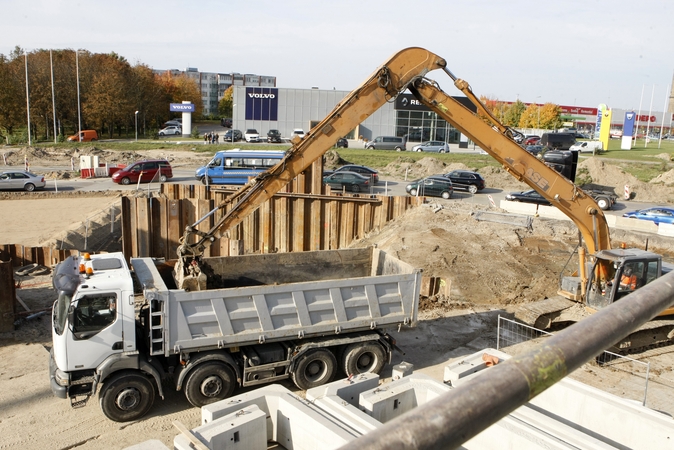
135, 111, 139, 141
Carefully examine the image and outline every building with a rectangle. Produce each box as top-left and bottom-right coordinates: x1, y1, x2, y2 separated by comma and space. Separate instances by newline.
154, 68, 277, 116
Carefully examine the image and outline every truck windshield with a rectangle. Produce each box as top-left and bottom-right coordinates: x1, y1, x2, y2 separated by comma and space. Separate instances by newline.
53, 291, 72, 336
72, 293, 118, 339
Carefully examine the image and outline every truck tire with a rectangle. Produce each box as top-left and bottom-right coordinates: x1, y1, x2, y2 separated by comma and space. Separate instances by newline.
184, 362, 236, 408
292, 349, 337, 390
595, 197, 610, 210
342, 343, 386, 377
99, 371, 155, 422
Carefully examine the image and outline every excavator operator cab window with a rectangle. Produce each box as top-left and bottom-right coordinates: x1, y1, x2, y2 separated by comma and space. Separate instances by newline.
587, 259, 617, 310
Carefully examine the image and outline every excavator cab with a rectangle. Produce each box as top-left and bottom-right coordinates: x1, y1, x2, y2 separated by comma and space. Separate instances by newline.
586, 249, 663, 311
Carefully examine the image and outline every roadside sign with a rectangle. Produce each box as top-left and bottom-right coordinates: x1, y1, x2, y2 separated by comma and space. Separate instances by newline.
487, 195, 496, 208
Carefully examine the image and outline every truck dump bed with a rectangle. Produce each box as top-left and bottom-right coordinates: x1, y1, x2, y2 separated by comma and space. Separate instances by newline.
131, 247, 421, 356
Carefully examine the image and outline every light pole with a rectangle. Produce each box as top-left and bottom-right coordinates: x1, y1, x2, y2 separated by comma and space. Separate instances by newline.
135, 111, 139, 141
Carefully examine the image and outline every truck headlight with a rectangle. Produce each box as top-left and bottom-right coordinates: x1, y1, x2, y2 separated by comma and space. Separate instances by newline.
54, 368, 70, 386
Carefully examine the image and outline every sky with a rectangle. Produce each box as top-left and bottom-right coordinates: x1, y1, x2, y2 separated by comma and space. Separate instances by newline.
2, 0, 673, 111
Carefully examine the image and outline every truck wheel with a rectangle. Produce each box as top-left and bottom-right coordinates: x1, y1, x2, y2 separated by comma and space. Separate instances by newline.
342, 343, 386, 376
292, 349, 337, 390
596, 197, 610, 210
468, 185, 478, 194
184, 362, 236, 408
99, 371, 155, 422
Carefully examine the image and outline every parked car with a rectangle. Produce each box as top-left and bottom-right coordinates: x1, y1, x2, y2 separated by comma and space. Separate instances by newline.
163, 120, 181, 128
0, 170, 46, 191
159, 125, 181, 136
523, 135, 541, 145
323, 171, 370, 193
220, 118, 232, 128
365, 136, 406, 151
67, 130, 98, 142
505, 189, 549, 205
623, 207, 674, 225
406, 176, 454, 199
244, 129, 260, 143
411, 141, 450, 153
223, 129, 243, 142
332, 164, 379, 185
443, 170, 485, 194
267, 129, 282, 143
569, 141, 603, 153
111, 160, 173, 185
291, 129, 306, 139
525, 144, 545, 156
335, 137, 348, 148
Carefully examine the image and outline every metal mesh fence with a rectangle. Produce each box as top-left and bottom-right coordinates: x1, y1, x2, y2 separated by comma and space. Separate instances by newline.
497, 315, 650, 406
56, 201, 123, 253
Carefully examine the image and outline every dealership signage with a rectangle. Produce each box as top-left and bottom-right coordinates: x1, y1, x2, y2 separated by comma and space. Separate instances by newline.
170, 103, 195, 112
245, 87, 279, 121
395, 93, 477, 113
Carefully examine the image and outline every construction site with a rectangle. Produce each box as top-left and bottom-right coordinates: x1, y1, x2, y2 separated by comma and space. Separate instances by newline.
2, 48, 674, 449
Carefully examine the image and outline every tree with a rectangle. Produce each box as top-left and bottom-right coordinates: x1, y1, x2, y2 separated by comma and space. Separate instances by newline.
503, 100, 526, 128
518, 103, 540, 128
219, 86, 233, 118
538, 103, 563, 130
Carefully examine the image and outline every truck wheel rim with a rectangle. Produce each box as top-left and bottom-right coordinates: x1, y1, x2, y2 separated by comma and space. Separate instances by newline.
201, 375, 222, 397
306, 361, 326, 381
116, 388, 141, 410
357, 353, 373, 370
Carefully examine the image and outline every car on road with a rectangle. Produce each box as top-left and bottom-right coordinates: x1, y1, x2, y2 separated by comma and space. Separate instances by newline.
0, 170, 46, 191
623, 207, 674, 225
244, 129, 260, 143
443, 170, 485, 194
406, 175, 453, 199
111, 159, 173, 185
323, 171, 371, 193
506, 189, 549, 205
291, 129, 306, 139
523, 135, 541, 145
327, 164, 379, 185
223, 129, 243, 142
267, 129, 282, 143
220, 118, 232, 128
159, 125, 181, 136
335, 137, 348, 148
411, 141, 450, 153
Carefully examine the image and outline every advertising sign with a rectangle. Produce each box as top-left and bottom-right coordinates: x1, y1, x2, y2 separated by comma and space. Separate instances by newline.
170, 103, 195, 112
245, 88, 278, 121
594, 104, 606, 139
599, 107, 612, 151
621, 111, 636, 150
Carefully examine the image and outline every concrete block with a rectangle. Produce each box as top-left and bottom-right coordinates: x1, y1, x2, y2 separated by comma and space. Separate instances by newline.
174, 405, 266, 450
658, 222, 674, 237
123, 439, 170, 450
499, 200, 538, 215
359, 373, 450, 423
443, 349, 508, 385
536, 204, 569, 221
306, 373, 380, 407
615, 216, 659, 233
391, 361, 414, 380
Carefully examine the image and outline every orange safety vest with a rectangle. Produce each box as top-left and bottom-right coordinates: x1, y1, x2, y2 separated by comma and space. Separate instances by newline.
621, 274, 637, 290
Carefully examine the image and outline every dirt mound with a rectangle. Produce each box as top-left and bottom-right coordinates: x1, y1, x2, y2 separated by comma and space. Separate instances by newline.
323, 149, 349, 168
478, 165, 528, 190
382, 156, 449, 179
579, 157, 674, 203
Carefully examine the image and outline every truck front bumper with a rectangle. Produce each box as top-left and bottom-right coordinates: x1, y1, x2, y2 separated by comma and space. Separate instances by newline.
49, 348, 67, 399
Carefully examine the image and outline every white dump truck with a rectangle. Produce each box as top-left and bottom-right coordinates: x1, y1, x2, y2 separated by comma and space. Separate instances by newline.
49, 248, 421, 422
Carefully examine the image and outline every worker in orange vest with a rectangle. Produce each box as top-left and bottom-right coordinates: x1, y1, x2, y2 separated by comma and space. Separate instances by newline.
620, 266, 637, 291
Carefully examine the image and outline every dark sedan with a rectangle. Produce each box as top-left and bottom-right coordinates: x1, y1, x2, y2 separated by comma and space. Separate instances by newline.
623, 207, 674, 225
505, 189, 550, 205
335, 137, 348, 148
406, 176, 453, 199
331, 164, 378, 185
323, 171, 371, 193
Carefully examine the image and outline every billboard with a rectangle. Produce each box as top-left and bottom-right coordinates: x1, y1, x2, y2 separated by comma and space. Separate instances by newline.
245, 87, 278, 121
621, 111, 636, 150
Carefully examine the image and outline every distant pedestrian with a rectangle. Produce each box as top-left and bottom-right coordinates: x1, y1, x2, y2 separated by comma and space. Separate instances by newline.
214, 133, 219, 143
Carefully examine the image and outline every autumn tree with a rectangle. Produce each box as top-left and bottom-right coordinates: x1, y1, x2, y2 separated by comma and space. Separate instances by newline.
219, 86, 233, 118
503, 100, 526, 128
538, 103, 563, 130
518, 103, 540, 128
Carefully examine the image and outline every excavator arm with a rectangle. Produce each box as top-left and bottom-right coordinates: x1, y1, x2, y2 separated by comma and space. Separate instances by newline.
408, 76, 611, 257
175, 47, 448, 290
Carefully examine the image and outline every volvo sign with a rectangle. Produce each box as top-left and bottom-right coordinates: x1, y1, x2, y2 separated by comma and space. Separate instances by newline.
245, 88, 279, 121
170, 103, 195, 112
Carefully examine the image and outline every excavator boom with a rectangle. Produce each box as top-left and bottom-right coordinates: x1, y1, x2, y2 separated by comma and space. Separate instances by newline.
175, 47, 447, 290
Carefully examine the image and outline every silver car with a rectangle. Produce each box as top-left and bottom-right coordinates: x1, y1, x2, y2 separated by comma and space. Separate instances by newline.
159, 125, 182, 136
0, 170, 46, 191
411, 141, 450, 153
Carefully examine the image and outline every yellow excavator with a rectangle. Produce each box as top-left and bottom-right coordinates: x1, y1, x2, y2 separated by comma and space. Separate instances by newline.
175, 47, 674, 353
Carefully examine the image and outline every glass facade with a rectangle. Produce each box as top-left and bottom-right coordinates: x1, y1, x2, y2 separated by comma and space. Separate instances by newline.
395, 110, 461, 143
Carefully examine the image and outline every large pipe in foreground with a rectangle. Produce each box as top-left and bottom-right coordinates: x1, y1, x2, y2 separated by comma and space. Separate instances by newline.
339, 270, 674, 450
